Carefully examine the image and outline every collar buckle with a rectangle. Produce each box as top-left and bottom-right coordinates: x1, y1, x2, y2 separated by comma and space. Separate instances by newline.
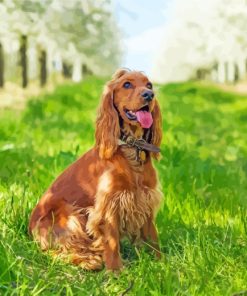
120, 131, 160, 153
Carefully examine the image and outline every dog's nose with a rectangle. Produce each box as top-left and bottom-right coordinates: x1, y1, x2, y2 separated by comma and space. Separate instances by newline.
141, 90, 154, 102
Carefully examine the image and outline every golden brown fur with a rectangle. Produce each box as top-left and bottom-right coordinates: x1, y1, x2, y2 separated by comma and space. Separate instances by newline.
29, 69, 163, 270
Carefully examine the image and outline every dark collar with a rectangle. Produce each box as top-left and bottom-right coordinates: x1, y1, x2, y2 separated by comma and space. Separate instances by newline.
119, 133, 160, 154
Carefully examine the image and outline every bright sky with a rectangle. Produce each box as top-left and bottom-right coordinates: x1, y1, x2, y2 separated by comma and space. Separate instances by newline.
114, 0, 172, 75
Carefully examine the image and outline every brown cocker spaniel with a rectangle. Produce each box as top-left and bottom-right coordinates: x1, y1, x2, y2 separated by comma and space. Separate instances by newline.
29, 69, 163, 270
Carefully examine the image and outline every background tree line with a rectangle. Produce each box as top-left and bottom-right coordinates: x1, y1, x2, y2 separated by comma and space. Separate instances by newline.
0, 0, 121, 88
153, 0, 247, 84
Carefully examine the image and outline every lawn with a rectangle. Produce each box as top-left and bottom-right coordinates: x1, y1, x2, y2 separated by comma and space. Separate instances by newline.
0, 77, 246, 295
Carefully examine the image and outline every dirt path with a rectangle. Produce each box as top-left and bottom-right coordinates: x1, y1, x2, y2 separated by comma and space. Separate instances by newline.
218, 81, 247, 94
0, 76, 66, 109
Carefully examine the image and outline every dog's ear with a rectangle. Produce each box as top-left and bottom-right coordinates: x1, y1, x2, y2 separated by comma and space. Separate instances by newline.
95, 69, 130, 159
112, 68, 130, 80
95, 84, 120, 159
151, 99, 162, 160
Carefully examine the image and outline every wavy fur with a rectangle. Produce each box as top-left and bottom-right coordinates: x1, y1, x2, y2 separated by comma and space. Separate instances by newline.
29, 69, 163, 270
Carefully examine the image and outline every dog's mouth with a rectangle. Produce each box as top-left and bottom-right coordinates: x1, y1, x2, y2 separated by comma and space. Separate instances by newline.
124, 105, 153, 128
124, 105, 149, 120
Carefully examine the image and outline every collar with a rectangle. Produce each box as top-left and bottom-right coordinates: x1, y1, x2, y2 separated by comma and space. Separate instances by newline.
119, 133, 160, 154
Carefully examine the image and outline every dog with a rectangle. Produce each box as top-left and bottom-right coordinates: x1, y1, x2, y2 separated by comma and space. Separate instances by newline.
29, 69, 163, 270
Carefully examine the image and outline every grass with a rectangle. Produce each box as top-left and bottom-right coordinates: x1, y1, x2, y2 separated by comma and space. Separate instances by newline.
0, 77, 246, 295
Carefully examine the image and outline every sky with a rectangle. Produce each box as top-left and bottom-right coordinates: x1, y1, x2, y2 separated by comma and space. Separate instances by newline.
114, 0, 172, 76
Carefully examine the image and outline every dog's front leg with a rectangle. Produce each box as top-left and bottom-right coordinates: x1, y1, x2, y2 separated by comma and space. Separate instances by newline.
141, 217, 161, 259
103, 218, 123, 270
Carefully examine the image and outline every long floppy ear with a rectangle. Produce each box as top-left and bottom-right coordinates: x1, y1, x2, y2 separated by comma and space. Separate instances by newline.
151, 99, 162, 160
112, 68, 130, 79
95, 84, 120, 159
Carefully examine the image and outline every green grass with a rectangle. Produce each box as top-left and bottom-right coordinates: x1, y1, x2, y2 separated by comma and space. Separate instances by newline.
0, 77, 246, 295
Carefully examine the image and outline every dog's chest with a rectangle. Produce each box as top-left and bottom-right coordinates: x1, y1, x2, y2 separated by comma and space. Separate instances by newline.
86, 158, 162, 239
116, 188, 162, 237
120, 145, 146, 171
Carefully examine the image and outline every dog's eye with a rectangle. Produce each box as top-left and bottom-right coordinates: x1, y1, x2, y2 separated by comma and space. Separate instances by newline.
146, 82, 153, 89
123, 82, 133, 89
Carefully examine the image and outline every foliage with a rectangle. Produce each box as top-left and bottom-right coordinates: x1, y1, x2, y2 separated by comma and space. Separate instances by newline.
153, 0, 247, 82
0, 0, 121, 75
0, 78, 246, 295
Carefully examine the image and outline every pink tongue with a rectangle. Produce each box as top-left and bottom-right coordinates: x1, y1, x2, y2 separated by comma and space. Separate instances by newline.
136, 111, 153, 128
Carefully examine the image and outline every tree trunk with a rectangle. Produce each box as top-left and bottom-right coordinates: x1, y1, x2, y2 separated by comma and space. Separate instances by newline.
224, 62, 228, 82
227, 61, 235, 83
234, 64, 239, 83
39, 49, 47, 87
72, 58, 82, 82
0, 43, 4, 88
196, 69, 202, 80
82, 64, 92, 77
62, 62, 72, 78
20, 35, 28, 88
217, 61, 225, 83
211, 62, 218, 82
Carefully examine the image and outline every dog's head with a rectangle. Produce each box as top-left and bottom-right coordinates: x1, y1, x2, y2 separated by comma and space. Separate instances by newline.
95, 69, 162, 159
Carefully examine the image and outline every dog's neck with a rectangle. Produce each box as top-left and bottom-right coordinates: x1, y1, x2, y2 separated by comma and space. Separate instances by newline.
118, 122, 160, 165
118, 122, 146, 165
121, 122, 149, 141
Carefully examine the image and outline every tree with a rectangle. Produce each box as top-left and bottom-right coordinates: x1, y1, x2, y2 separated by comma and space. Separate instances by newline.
44, 0, 121, 77
152, 0, 247, 83
0, 43, 4, 87
0, 0, 121, 86
20, 35, 28, 88
39, 48, 47, 86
